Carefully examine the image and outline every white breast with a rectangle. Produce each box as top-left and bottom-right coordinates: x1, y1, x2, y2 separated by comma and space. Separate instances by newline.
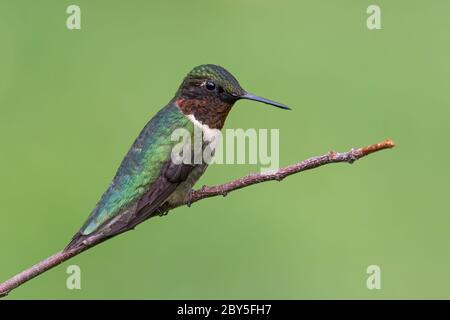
186, 114, 221, 143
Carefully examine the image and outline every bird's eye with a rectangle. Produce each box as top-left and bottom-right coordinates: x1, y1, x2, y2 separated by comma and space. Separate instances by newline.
205, 80, 216, 91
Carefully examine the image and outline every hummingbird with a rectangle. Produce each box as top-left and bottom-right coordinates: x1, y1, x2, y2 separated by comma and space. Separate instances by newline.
65, 64, 290, 251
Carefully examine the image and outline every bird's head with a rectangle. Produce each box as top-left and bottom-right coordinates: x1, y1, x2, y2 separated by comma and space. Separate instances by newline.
175, 64, 290, 129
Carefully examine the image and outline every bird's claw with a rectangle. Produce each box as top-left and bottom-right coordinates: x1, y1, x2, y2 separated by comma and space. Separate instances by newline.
156, 207, 169, 216
186, 189, 195, 207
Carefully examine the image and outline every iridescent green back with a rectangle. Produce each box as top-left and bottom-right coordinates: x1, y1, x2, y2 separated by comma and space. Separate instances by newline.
80, 102, 193, 235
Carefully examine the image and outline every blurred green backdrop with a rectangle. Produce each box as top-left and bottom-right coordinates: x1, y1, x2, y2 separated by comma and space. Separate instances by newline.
0, 0, 448, 299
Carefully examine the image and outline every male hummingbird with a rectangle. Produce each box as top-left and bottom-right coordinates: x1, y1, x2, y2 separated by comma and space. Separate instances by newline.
66, 64, 290, 251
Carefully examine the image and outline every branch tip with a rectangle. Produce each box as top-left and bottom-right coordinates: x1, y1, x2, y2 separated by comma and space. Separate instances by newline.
361, 139, 395, 156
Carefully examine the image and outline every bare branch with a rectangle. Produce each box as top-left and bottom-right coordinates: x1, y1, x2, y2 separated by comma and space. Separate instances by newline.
183, 139, 395, 205
0, 139, 395, 298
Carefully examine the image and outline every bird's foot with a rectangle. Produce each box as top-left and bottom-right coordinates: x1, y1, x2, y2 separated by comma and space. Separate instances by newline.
155, 206, 169, 217
186, 189, 197, 207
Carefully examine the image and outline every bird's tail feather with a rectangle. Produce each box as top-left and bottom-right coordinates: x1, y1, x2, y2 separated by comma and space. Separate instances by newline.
64, 231, 90, 252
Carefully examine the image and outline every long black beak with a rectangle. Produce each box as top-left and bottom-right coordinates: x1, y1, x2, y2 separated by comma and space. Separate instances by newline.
240, 92, 291, 110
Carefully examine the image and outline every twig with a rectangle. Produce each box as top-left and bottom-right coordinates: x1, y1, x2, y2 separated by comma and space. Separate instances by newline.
0, 139, 395, 298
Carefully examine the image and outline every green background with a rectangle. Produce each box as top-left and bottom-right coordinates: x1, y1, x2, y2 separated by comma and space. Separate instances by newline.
0, 0, 448, 299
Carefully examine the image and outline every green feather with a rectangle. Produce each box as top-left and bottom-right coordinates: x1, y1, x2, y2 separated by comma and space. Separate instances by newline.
81, 102, 193, 235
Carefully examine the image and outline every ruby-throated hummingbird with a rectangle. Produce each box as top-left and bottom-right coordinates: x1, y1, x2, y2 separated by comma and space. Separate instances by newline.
66, 64, 290, 251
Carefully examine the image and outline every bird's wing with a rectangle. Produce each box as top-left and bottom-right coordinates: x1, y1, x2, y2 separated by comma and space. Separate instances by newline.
105, 159, 195, 235
66, 160, 196, 250
65, 102, 195, 250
